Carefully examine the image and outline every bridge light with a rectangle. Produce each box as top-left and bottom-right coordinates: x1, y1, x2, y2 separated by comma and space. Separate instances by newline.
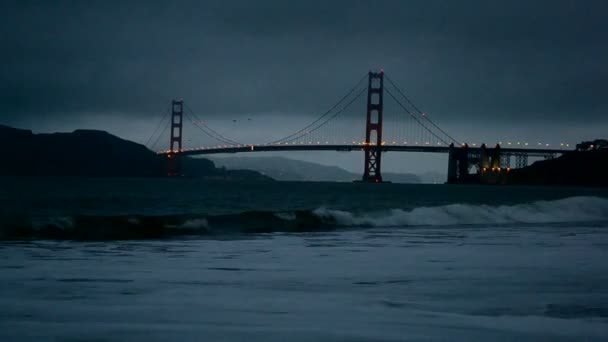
404, 141, 408, 145
507, 167, 511, 172
546, 143, 550, 147
524, 142, 529, 146
507, 142, 512, 145
497, 167, 501, 172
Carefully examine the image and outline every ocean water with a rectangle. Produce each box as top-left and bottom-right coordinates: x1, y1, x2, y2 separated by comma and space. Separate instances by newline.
1, 178, 608, 341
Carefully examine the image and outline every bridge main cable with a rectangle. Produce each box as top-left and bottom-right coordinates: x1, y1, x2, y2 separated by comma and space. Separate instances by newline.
384, 87, 451, 146
384, 75, 460, 145
145, 103, 173, 151
275, 86, 367, 145
266, 73, 369, 145
183, 103, 243, 146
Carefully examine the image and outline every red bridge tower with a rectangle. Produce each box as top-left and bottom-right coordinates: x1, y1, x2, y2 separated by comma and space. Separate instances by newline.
167, 99, 183, 176
362, 71, 384, 183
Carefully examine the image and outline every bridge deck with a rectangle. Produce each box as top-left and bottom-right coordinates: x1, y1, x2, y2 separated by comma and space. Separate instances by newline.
160, 144, 569, 157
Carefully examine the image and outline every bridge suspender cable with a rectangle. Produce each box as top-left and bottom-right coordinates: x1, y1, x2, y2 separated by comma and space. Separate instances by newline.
182, 110, 239, 146
276, 86, 367, 145
385, 87, 451, 146
145, 104, 172, 150
267, 73, 369, 145
183, 103, 243, 146
148, 117, 171, 151
384, 75, 460, 145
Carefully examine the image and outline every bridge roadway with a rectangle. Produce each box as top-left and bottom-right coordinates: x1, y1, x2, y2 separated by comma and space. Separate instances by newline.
162, 144, 569, 157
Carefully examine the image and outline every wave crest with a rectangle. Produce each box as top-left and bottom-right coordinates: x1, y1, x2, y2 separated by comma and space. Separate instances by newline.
314, 196, 608, 227
1, 196, 606, 240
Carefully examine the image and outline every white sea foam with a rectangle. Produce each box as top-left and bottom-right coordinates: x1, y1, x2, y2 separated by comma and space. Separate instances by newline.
31, 216, 75, 230
274, 212, 297, 221
313, 196, 608, 227
178, 218, 209, 230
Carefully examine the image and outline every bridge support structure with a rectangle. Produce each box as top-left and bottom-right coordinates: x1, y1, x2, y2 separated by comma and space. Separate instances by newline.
480, 144, 490, 170
361, 71, 385, 183
490, 144, 501, 170
515, 154, 528, 168
167, 99, 183, 176
447, 143, 471, 183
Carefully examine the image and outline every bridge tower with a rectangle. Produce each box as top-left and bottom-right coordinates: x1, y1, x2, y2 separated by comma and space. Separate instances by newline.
362, 71, 385, 183
167, 99, 183, 176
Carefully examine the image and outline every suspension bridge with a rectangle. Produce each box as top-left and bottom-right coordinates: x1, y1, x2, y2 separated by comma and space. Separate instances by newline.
147, 70, 570, 184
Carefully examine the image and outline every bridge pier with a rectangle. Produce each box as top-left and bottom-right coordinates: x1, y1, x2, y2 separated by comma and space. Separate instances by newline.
167, 99, 183, 176
480, 144, 490, 171
447, 143, 471, 183
490, 144, 501, 170
361, 71, 385, 183
447, 143, 457, 183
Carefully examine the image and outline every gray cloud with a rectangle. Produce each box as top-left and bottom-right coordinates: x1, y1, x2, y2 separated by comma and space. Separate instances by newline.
1, 0, 607, 126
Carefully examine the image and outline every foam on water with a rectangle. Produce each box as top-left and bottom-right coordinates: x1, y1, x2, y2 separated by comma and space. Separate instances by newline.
313, 196, 608, 227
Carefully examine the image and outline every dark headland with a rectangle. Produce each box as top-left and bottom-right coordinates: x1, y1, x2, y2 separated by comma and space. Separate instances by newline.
508, 148, 608, 187
0, 125, 271, 180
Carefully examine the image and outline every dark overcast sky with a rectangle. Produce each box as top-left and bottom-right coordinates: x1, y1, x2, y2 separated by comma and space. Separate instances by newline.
1, 0, 607, 172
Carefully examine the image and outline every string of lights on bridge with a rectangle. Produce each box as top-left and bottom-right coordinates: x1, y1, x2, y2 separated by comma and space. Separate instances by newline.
154, 141, 572, 154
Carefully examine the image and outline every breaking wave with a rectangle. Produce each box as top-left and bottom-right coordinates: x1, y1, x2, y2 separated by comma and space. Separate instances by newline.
314, 196, 608, 227
1, 196, 606, 240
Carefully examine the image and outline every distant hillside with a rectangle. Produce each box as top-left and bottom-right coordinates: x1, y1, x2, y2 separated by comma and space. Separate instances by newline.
210, 156, 421, 183
508, 149, 608, 186
417, 171, 447, 184
0, 125, 270, 180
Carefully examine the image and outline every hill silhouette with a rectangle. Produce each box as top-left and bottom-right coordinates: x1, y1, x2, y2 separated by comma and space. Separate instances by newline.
210, 156, 421, 183
508, 149, 608, 186
0, 125, 270, 180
